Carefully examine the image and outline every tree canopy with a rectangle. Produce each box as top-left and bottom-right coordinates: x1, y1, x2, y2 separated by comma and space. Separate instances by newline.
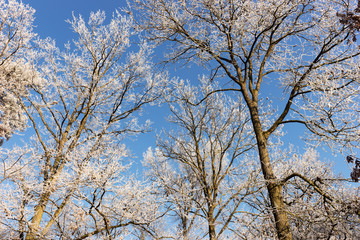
0, 0, 359, 239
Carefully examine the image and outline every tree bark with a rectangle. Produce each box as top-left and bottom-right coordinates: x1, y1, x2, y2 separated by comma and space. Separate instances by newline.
248, 102, 292, 240
25, 191, 51, 240
208, 209, 216, 240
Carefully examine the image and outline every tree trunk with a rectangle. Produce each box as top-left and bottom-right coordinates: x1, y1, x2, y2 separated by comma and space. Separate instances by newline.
208, 218, 216, 240
25, 187, 52, 240
248, 104, 292, 240
181, 216, 188, 240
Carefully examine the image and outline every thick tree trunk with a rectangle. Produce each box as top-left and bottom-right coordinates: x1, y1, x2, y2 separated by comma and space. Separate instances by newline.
181, 216, 188, 240
209, 223, 216, 240
248, 104, 292, 240
25, 192, 51, 240
208, 211, 216, 240
257, 140, 292, 239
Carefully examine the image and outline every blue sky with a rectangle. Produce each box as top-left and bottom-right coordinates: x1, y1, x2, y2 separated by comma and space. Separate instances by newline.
23, 0, 124, 46
12, 0, 355, 181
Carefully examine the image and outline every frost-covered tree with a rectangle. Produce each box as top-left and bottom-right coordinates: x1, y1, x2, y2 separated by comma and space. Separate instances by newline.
143, 79, 259, 239
0, 10, 166, 239
237, 146, 360, 239
0, 0, 39, 142
132, 0, 360, 239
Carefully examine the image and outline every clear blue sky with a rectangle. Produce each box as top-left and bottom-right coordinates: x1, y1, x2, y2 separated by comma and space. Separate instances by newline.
15, 0, 355, 181
23, 0, 125, 46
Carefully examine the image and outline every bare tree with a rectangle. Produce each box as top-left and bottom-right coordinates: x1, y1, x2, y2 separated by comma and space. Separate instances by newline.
132, 0, 360, 239
0, 9, 166, 239
143, 79, 260, 239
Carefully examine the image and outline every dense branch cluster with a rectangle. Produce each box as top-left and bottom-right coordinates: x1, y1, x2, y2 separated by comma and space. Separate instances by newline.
0, 0, 38, 142
337, 0, 360, 41
0, 0, 359, 239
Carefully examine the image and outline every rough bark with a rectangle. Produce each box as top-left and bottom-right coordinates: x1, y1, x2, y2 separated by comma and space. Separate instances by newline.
208, 209, 216, 240
245, 96, 292, 240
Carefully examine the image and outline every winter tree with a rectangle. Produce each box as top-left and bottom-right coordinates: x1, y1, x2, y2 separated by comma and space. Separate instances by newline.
0, 9, 166, 239
238, 146, 360, 239
0, 0, 39, 143
142, 80, 360, 240
132, 0, 360, 239
143, 79, 260, 239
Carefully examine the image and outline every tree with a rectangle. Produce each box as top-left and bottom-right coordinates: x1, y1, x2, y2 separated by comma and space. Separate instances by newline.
132, 0, 360, 239
142, 81, 360, 240
0, 9, 166, 239
238, 146, 360, 239
0, 0, 39, 142
143, 79, 260, 239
